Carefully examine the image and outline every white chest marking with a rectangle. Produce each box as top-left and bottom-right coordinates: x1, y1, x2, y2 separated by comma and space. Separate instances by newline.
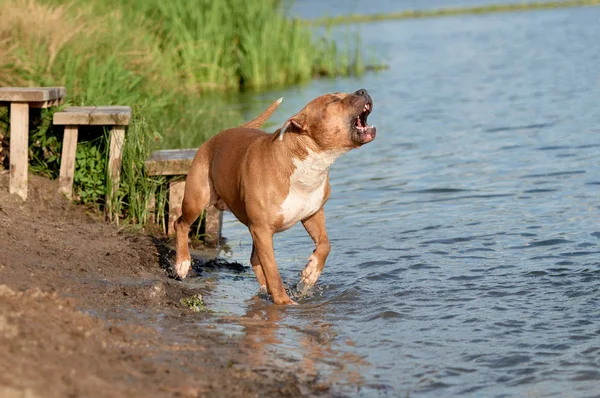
279, 148, 348, 231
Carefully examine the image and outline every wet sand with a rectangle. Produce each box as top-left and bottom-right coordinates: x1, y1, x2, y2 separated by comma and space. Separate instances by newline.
0, 173, 330, 398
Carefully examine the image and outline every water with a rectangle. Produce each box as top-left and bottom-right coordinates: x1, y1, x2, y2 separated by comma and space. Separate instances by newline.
184, 4, 600, 397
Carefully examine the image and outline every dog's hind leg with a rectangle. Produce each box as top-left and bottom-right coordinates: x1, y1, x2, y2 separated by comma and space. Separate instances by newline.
297, 208, 330, 295
174, 161, 212, 279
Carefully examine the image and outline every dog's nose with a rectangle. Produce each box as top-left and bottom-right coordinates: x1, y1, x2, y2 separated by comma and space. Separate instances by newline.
354, 88, 368, 97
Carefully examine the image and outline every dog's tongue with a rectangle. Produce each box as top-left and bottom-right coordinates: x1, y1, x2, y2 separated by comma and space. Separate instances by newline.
356, 115, 365, 128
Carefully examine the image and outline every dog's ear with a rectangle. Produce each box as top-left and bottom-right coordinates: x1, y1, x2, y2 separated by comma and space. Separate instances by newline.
277, 112, 306, 140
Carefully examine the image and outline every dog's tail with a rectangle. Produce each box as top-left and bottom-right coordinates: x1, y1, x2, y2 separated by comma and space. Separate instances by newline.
240, 97, 283, 129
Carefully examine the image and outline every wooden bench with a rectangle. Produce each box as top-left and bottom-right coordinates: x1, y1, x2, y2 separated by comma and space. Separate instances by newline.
145, 149, 222, 246
53, 106, 131, 208
0, 87, 66, 199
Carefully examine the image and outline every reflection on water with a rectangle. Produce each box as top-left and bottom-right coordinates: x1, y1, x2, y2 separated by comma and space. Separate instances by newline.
197, 280, 369, 395
177, 3, 600, 397
238, 299, 367, 387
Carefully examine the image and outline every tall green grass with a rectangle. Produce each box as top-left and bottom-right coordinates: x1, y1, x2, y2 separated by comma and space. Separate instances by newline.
31, 0, 364, 92
0, 0, 366, 229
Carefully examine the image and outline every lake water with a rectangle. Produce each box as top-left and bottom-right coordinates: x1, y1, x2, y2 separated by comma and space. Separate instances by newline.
184, 3, 600, 397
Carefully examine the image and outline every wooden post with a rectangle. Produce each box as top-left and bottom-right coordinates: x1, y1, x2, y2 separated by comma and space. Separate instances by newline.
168, 179, 185, 235
9, 103, 29, 200
105, 126, 125, 221
107, 126, 125, 196
58, 126, 79, 199
204, 206, 222, 247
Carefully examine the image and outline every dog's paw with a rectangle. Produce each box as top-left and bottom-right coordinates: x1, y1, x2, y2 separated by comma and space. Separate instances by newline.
274, 296, 298, 305
297, 255, 321, 295
174, 260, 191, 279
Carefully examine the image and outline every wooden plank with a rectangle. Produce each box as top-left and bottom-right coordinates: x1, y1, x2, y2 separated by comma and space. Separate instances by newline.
8, 103, 29, 200
145, 149, 198, 175
145, 158, 195, 176
58, 126, 79, 199
204, 206, 222, 247
89, 106, 131, 126
0, 87, 66, 102
53, 107, 94, 125
53, 106, 132, 126
168, 179, 186, 235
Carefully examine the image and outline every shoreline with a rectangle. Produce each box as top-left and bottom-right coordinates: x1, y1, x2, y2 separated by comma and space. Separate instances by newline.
0, 174, 328, 397
312, 0, 600, 25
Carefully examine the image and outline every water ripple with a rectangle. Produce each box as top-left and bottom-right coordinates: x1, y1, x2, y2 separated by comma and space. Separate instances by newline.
485, 122, 555, 133
520, 170, 586, 179
366, 310, 404, 321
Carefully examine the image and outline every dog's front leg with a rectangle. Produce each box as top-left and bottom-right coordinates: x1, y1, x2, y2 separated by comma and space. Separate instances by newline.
297, 208, 330, 294
250, 242, 268, 293
250, 226, 297, 305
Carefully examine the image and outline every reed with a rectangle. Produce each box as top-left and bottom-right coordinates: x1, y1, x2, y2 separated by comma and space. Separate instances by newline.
312, 0, 600, 26
0, 0, 366, 228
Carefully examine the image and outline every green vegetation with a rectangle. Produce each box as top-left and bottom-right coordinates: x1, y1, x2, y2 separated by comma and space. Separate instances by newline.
1, 0, 364, 93
180, 294, 211, 313
0, 0, 365, 227
312, 0, 600, 25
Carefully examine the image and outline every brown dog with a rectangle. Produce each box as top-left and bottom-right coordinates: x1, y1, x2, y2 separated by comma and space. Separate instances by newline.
174, 89, 376, 305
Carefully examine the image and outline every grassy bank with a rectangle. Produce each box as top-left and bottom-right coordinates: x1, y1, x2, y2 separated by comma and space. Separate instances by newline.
1, 0, 364, 93
312, 0, 600, 25
0, 0, 365, 229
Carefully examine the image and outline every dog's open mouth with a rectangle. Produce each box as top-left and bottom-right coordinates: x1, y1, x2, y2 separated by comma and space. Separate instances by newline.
351, 101, 376, 145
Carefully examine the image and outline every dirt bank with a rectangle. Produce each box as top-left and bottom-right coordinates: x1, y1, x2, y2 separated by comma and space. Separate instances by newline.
0, 173, 328, 397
